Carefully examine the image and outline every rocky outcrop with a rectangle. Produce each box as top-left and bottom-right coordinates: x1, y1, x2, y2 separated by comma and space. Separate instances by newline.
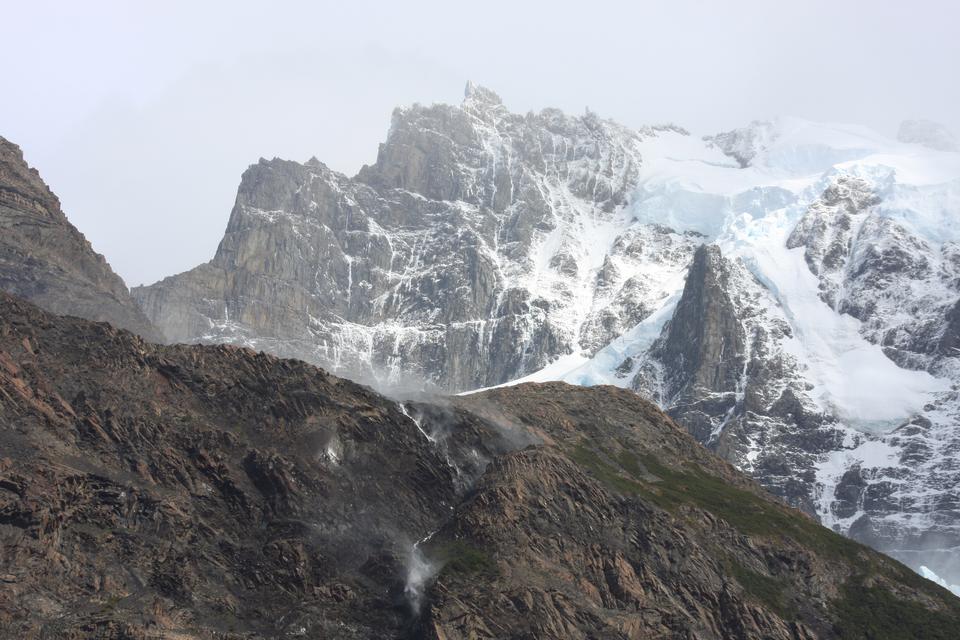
0, 136, 160, 341
784, 173, 945, 341
132, 85, 698, 391
0, 292, 515, 638
782, 171, 960, 584
2, 293, 958, 638
785, 175, 882, 310
629, 244, 839, 513
703, 120, 776, 168
648, 244, 746, 417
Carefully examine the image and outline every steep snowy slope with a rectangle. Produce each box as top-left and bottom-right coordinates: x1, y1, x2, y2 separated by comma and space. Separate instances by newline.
134, 90, 960, 587
539, 117, 960, 586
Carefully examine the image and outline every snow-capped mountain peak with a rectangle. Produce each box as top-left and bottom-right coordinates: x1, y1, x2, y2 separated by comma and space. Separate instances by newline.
132, 91, 960, 587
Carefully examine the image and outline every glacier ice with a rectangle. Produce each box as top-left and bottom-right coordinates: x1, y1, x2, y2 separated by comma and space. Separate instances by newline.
517, 117, 956, 432
134, 91, 960, 587
920, 565, 960, 597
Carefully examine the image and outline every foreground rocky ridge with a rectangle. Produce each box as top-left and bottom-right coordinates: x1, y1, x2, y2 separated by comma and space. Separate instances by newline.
0, 136, 160, 341
2, 293, 958, 638
0, 292, 510, 638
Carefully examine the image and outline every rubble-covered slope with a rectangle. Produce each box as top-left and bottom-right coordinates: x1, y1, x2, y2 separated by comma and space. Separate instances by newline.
3, 293, 959, 639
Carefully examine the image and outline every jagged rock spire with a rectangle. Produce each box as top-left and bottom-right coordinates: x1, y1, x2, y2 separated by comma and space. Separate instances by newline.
463, 81, 503, 108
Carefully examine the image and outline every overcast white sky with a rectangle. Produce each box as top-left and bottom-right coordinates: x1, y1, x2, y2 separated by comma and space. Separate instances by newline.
3, 0, 958, 286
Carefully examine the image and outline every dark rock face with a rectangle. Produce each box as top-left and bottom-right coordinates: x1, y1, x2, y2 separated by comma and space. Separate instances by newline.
434, 384, 960, 640
132, 86, 698, 391
630, 244, 841, 515
2, 293, 958, 638
0, 137, 160, 342
652, 245, 746, 419
0, 292, 513, 638
938, 299, 960, 355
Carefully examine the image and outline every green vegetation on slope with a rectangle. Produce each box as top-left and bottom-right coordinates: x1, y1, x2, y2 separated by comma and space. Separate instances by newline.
570, 442, 863, 559
834, 576, 960, 640
567, 439, 960, 636
430, 540, 499, 579
725, 559, 797, 620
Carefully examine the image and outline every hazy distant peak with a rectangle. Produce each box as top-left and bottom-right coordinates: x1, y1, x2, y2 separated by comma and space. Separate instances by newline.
463, 81, 503, 108
898, 119, 959, 152
702, 120, 777, 168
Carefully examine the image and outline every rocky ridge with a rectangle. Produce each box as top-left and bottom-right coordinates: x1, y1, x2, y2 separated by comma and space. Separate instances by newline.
2, 292, 959, 638
0, 136, 160, 341
132, 84, 700, 391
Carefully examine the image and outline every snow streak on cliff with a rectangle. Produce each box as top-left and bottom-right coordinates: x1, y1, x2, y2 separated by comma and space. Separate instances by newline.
134, 88, 960, 587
